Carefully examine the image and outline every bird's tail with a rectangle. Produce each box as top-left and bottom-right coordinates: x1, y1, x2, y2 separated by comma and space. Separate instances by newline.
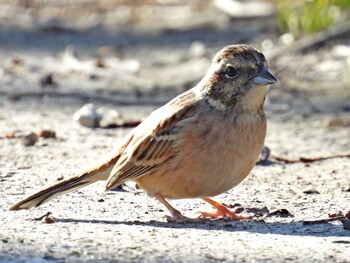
9, 159, 116, 211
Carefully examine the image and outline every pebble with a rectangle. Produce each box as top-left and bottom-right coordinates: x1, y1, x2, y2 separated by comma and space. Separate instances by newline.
279, 33, 294, 45
331, 45, 350, 58
20, 132, 38, 146
189, 41, 206, 58
97, 108, 121, 128
303, 187, 320, 194
259, 145, 271, 162
341, 219, 350, 231
73, 103, 101, 128
39, 73, 57, 88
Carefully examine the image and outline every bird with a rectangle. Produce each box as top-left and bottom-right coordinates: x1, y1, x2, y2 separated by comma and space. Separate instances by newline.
10, 44, 277, 222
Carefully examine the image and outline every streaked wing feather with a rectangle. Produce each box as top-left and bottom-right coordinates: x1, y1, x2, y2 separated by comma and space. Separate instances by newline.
105, 89, 198, 190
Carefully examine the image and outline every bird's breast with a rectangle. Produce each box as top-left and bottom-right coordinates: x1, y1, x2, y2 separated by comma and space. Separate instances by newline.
135, 112, 266, 199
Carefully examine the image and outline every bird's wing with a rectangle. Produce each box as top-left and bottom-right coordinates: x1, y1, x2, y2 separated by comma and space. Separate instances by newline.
105, 89, 199, 191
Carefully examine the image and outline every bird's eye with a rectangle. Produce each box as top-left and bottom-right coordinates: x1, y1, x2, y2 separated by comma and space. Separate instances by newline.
225, 66, 238, 79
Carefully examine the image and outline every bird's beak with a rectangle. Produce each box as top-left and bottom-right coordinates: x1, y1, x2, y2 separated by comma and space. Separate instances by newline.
252, 67, 277, 85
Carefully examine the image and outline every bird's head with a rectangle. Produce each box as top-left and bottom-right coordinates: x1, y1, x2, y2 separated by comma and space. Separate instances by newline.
198, 44, 277, 113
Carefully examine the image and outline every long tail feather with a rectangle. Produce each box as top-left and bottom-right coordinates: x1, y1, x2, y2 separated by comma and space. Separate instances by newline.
9, 160, 115, 211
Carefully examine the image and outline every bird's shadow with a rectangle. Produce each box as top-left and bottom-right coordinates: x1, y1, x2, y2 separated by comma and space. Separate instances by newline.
54, 217, 350, 239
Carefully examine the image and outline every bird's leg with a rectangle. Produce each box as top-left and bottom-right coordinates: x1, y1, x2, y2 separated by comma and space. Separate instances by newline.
199, 197, 251, 220
154, 193, 199, 223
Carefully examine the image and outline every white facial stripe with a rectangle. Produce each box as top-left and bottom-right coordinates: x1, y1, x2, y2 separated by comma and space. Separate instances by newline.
206, 97, 227, 111
213, 62, 225, 74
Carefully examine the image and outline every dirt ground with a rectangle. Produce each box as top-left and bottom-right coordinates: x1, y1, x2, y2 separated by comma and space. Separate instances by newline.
1, 1, 350, 262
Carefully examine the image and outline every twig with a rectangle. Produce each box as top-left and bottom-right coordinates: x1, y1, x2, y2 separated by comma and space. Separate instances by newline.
2, 91, 170, 106
302, 216, 345, 225
273, 153, 350, 164
267, 21, 350, 60
33, 212, 52, 221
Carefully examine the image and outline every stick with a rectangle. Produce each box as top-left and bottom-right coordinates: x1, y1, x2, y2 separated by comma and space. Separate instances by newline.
267, 21, 350, 60
302, 216, 346, 225
273, 153, 350, 164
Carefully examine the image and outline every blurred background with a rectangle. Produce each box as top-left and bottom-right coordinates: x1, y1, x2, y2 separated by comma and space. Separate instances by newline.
1, 0, 350, 157
1, 0, 350, 112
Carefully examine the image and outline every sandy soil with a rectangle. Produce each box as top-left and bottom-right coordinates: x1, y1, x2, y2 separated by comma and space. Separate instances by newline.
1, 89, 350, 263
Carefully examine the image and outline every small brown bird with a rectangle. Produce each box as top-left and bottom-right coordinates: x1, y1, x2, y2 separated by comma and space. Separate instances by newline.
10, 44, 277, 222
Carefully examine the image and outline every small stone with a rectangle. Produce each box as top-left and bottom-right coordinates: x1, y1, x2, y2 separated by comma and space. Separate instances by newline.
189, 41, 206, 58
234, 207, 245, 214
40, 73, 57, 88
20, 132, 38, 146
70, 250, 81, 256
267, 208, 294, 218
97, 108, 122, 128
41, 216, 55, 224
341, 219, 350, 231
303, 187, 320, 194
331, 45, 350, 58
56, 175, 64, 181
279, 33, 294, 45
245, 206, 270, 217
259, 145, 271, 162
73, 104, 101, 128
261, 39, 274, 52
11, 55, 24, 66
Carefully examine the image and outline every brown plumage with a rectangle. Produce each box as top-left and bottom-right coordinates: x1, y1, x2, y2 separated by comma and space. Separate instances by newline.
10, 44, 277, 222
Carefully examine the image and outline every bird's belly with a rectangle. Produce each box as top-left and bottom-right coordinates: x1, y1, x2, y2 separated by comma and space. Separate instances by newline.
135, 114, 266, 199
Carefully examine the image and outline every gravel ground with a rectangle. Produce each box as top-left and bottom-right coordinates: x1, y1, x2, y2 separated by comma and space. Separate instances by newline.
1, 92, 349, 262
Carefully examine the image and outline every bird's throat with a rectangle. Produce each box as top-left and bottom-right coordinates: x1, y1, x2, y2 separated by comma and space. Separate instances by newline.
238, 86, 267, 113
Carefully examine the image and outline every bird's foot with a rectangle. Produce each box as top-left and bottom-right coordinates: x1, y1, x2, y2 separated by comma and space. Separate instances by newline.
165, 210, 204, 224
198, 209, 251, 220
199, 197, 251, 220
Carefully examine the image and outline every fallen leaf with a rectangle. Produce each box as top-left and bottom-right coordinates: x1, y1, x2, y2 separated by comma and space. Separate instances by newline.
328, 211, 344, 218
4, 132, 16, 139
324, 117, 350, 128
42, 216, 55, 224
37, 129, 56, 138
